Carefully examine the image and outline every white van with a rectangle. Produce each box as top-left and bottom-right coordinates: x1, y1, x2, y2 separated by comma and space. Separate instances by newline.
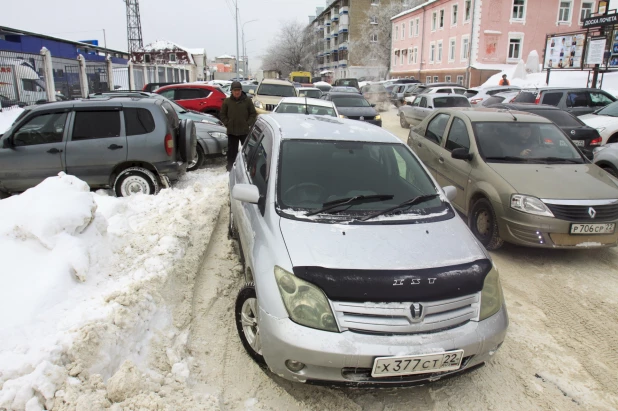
0, 59, 47, 104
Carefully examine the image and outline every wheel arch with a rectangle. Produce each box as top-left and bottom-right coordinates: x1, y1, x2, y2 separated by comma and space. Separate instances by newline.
466, 181, 503, 216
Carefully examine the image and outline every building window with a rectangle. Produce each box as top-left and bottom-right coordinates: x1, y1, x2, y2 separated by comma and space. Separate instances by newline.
445, 75, 452, 82
452, 4, 458, 25
409, 20, 414, 37
413, 47, 418, 63
508, 37, 522, 59
370, 16, 378, 24
580, 1, 594, 22
559, 1, 572, 23
402, 23, 406, 38
457, 75, 464, 85
433, 76, 439, 82
401, 52, 405, 65
464, 0, 472, 21
144, 54, 151, 63
395, 25, 399, 40
393, 51, 397, 66
437, 41, 443, 62
430, 42, 436, 63
432, 12, 437, 31
370, 33, 378, 42
426, 76, 432, 83
408, 48, 413, 63
439, 9, 445, 28
169, 53, 177, 62
449, 38, 456, 61
461, 36, 470, 60
415, 18, 420, 36
512, 0, 526, 20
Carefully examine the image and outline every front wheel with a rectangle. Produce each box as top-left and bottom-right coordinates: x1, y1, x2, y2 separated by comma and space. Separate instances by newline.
601, 165, 618, 178
469, 198, 504, 250
400, 113, 410, 129
114, 167, 160, 197
235, 284, 266, 366
187, 145, 205, 172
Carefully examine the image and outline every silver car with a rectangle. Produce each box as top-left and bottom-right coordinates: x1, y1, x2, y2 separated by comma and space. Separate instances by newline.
466, 86, 521, 107
399, 94, 471, 128
229, 113, 508, 385
594, 143, 618, 177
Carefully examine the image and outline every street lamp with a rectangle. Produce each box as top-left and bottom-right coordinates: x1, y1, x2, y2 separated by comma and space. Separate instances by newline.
244, 39, 257, 77
242, 19, 258, 77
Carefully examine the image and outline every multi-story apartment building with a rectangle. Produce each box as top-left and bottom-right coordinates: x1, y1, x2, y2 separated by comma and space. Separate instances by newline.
309, 0, 405, 81
391, 0, 598, 86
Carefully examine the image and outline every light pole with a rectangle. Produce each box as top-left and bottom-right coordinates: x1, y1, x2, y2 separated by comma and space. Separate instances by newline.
244, 39, 256, 77
242, 20, 258, 78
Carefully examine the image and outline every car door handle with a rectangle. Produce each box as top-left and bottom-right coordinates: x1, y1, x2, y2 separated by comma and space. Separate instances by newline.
47, 148, 63, 154
108, 144, 124, 150
417, 142, 422, 148
439, 157, 445, 164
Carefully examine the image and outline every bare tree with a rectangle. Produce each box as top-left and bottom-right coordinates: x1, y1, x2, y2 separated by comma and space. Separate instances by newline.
261, 21, 315, 77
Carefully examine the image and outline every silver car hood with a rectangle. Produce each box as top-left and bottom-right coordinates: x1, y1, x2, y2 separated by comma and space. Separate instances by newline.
279, 216, 486, 270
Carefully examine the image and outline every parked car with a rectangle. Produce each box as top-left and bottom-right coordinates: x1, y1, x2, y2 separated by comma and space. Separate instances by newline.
417, 84, 467, 95
155, 83, 227, 118
529, 88, 616, 116
593, 143, 618, 177
252, 79, 298, 114
0, 98, 196, 197
229, 112, 508, 385
487, 103, 602, 148
466, 86, 521, 107
333, 78, 360, 90
390, 83, 422, 107
479, 91, 522, 107
296, 87, 323, 99
142, 82, 179, 93
323, 92, 382, 126
580, 101, 618, 145
329, 86, 361, 94
360, 83, 391, 109
0, 94, 27, 108
399, 94, 471, 128
314, 82, 332, 93
273, 97, 338, 117
408, 109, 618, 249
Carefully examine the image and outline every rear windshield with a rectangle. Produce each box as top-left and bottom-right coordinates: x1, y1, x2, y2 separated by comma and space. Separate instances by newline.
512, 91, 537, 103
331, 96, 371, 107
464, 90, 479, 98
257, 84, 296, 97
482, 96, 506, 106
531, 109, 582, 127
276, 103, 336, 117
433, 96, 471, 108
298, 89, 322, 99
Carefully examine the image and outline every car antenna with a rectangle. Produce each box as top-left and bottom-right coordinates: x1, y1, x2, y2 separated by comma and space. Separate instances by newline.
305, 96, 309, 115
505, 107, 518, 121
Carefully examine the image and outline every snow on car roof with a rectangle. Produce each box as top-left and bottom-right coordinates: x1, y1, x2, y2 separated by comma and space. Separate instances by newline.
277, 97, 333, 107
262, 113, 400, 143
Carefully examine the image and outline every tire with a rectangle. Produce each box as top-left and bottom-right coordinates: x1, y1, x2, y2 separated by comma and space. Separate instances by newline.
178, 119, 197, 163
235, 283, 266, 366
607, 133, 618, 144
602, 165, 618, 178
400, 113, 410, 129
187, 145, 204, 172
468, 198, 504, 250
114, 167, 160, 197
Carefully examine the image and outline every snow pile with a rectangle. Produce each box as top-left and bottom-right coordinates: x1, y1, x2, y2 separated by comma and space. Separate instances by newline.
0, 170, 227, 410
0, 106, 24, 134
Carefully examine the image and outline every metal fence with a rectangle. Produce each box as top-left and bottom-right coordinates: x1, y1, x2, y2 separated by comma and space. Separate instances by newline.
0, 50, 47, 106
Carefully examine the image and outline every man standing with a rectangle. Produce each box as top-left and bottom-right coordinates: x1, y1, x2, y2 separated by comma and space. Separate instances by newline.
499, 74, 510, 86
220, 81, 257, 171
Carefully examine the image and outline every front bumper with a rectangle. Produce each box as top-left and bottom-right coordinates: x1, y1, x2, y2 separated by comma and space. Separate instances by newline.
259, 304, 508, 385
154, 160, 186, 182
496, 202, 618, 248
198, 136, 228, 155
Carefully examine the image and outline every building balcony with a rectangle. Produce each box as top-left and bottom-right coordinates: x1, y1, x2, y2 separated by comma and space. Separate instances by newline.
338, 24, 348, 33
326, 21, 331, 26
338, 41, 349, 50
339, 6, 349, 15
338, 59, 348, 67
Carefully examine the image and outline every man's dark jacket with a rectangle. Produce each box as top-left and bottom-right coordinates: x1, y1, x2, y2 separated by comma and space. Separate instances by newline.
220, 92, 257, 135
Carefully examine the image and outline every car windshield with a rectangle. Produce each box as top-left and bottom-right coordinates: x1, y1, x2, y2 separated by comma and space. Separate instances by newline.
433, 96, 471, 108
275, 103, 336, 117
331, 96, 370, 107
473, 122, 584, 164
257, 84, 296, 97
278, 140, 446, 221
595, 101, 618, 117
292, 76, 311, 83
531, 109, 583, 127
298, 89, 322, 99
242, 85, 257, 93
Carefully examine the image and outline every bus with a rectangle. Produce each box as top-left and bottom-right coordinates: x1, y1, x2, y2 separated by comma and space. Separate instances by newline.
289, 71, 312, 85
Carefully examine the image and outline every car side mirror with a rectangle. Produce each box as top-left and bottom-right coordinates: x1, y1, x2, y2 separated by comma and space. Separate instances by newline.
249, 89, 255, 95
371, 103, 376, 107
442, 186, 457, 202
232, 184, 260, 204
451, 147, 473, 161
2, 137, 13, 149
581, 148, 594, 161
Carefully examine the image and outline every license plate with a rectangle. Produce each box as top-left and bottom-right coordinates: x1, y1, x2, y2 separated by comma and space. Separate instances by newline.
570, 223, 616, 235
573, 139, 585, 147
371, 350, 464, 378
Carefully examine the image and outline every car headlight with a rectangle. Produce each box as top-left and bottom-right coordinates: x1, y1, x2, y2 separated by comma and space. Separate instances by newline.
374, 114, 381, 121
208, 132, 227, 139
510, 194, 554, 217
274, 266, 338, 332
339, 114, 347, 119
479, 268, 504, 321
254, 100, 263, 109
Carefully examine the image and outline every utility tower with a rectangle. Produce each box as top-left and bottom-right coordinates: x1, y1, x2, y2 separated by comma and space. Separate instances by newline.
124, 0, 144, 54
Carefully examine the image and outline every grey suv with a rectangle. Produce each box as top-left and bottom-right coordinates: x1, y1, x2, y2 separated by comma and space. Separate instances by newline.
0, 97, 196, 197
529, 88, 616, 116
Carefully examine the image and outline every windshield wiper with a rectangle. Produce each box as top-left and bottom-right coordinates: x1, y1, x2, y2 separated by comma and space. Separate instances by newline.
484, 156, 530, 162
359, 194, 441, 222
306, 194, 394, 216
535, 157, 583, 164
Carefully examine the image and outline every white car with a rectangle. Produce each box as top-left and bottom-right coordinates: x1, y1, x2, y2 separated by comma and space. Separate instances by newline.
465, 86, 521, 107
273, 97, 339, 117
296, 87, 323, 99
580, 101, 618, 145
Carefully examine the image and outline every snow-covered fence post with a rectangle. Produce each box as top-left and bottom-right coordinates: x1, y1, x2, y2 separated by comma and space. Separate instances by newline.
128, 61, 136, 91
40, 47, 56, 102
106, 56, 114, 91
77, 54, 89, 98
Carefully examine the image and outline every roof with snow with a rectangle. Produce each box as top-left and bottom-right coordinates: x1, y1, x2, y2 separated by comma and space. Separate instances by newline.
137, 40, 206, 64
216, 54, 235, 59
391, 0, 439, 20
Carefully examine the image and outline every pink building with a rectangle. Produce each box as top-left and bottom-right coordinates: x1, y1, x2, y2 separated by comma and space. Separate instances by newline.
391, 0, 598, 86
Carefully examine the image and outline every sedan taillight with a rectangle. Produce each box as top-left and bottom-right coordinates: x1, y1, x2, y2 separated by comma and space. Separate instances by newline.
470, 98, 483, 104
535, 93, 541, 104
164, 133, 174, 156
590, 137, 602, 146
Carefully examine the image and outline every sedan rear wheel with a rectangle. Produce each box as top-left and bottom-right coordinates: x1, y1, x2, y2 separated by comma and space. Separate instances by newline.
187, 145, 205, 172
400, 113, 410, 129
235, 284, 266, 366
469, 198, 504, 250
602, 165, 618, 178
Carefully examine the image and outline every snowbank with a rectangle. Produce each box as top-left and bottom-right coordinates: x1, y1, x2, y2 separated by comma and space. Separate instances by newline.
0, 107, 24, 134
0, 170, 227, 410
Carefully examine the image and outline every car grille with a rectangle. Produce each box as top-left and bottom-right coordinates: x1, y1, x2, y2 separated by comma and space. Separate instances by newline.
264, 104, 276, 111
545, 203, 618, 222
332, 293, 478, 335
347, 116, 375, 121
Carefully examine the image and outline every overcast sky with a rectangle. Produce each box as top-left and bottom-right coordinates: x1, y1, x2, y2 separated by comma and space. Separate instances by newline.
1, 0, 320, 72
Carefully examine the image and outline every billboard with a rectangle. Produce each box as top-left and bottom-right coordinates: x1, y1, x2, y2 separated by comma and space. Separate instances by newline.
544, 34, 586, 69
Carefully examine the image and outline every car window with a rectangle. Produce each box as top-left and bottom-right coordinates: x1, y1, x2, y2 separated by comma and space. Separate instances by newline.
242, 124, 263, 163
158, 89, 175, 99
589, 92, 615, 107
482, 96, 505, 106
331, 96, 370, 107
425, 113, 450, 144
257, 84, 296, 97
72, 111, 121, 141
420, 97, 427, 108
299, 89, 322, 99
412, 96, 421, 106
486, 89, 502, 96
453, 89, 466, 95
532, 109, 582, 127
247, 128, 272, 214
160, 101, 180, 129
512, 91, 536, 103
436, 88, 451, 94
595, 101, 618, 116
445, 118, 471, 151
566, 92, 590, 108
433, 96, 471, 108
13, 112, 67, 146
176, 88, 209, 100
541, 92, 563, 107
124, 108, 156, 136
275, 103, 336, 117
464, 90, 479, 98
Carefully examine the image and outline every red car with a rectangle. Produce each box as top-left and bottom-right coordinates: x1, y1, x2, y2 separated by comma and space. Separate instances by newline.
155, 84, 226, 117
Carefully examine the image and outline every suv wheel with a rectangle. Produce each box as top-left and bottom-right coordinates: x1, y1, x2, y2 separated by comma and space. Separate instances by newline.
235, 283, 266, 366
187, 145, 204, 172
114, 167, 160, 197
469, 198, 504, 250
400, 113, 410, 129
